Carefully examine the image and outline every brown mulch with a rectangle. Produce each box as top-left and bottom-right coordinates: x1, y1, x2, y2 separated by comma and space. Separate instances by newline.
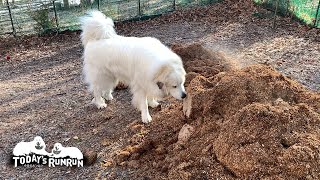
107, 43, 319, 179
0, 0, 319, 179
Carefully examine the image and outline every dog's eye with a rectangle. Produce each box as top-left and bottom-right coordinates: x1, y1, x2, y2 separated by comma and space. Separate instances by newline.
173, 86, 177, 88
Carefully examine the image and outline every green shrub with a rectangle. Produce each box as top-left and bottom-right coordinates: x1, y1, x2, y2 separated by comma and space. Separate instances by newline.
29, 2, 55, 34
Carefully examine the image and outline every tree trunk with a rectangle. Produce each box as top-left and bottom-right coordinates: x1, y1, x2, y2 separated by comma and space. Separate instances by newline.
63, 0, 69, 9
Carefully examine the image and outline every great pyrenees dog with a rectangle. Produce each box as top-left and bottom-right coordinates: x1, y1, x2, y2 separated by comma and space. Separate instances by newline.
80, 11, 187, 123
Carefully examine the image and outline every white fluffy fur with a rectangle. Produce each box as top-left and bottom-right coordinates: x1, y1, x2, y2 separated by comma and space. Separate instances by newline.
80, 11, 187, 123
80, 11, 118, 46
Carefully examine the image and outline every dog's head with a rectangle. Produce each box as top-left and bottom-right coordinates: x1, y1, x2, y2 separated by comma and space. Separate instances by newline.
154, 63, 187, 100
33, 136, 46, 150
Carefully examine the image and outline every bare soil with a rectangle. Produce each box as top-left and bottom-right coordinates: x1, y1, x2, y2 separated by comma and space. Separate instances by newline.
0, 0, 319, 179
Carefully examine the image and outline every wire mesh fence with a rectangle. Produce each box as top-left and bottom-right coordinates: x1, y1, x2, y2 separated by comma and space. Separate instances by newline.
254, 0, 320, 28
0, 0, 319, 36
0, 0, 219, 36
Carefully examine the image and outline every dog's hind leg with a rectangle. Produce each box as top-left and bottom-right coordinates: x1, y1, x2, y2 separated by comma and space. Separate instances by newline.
147, 97, 159, 108
92, 86, 107, 109
91, 75, 116, 109
132, 90, 152, 123
83, 64, 106, 109
102, 76, 117, 101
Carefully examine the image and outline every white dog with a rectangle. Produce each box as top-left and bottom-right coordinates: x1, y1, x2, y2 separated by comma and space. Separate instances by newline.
51, 143, 83, 160
13, 136, 49, 156
80, 11, 187, 123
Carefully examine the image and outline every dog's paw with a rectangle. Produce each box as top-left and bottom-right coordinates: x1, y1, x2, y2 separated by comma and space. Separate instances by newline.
141, 114, 152, 123
92, 98, 107, 109
148, 100, 159, 108
96, 103, 107, 109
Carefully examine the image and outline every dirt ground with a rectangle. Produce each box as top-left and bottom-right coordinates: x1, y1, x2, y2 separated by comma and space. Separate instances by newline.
0, 0, 319, 179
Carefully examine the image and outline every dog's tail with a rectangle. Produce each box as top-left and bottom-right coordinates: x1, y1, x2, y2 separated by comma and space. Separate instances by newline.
80, 10, 117, 46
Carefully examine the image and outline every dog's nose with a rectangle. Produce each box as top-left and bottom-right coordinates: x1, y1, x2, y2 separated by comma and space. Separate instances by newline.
181, 92, 187, 99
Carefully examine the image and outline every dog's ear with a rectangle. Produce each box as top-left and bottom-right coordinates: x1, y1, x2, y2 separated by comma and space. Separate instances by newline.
153, 64, 172, 83
157, 82, 164, 89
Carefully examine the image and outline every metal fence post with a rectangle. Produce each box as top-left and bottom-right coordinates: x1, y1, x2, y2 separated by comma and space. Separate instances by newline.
315, 0, 320, 27
138, 0, 141, 16
98, 0, 100, 10
6, 0, 16, 37
173, 0, 176, 10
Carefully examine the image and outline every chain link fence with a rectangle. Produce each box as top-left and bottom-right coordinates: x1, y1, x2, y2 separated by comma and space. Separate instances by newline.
0, 0, 219, 36
0, 0, 319, 36
254, 0, 320, 28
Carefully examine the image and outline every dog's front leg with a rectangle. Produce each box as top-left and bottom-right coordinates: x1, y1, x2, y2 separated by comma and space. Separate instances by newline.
141, 99, 152, 123
147, 97, 159, 108
133, 91, 152, 123
102, 90, 113, 100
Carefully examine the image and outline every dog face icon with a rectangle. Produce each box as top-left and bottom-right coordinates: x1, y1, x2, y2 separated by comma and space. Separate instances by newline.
52, 143, 62, 155
33, 136, 45, 150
